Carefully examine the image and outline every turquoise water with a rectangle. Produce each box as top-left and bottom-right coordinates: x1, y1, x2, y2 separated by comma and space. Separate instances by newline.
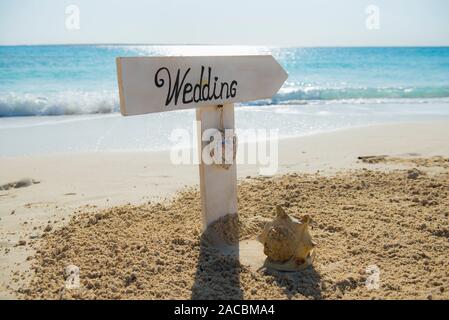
1, 45, 449, 116
1, 45, 449, 155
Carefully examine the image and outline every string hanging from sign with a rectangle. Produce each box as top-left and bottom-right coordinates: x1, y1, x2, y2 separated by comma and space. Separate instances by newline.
209, 105, 238, 170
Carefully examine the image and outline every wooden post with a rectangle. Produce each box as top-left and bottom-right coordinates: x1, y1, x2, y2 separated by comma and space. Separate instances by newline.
196, 104, 238, 229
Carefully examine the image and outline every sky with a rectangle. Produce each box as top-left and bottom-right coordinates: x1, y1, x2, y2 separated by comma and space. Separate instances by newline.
0, 0, 448, 46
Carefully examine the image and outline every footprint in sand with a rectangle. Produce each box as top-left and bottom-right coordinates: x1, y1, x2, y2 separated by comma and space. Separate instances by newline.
0, 178, 40, 191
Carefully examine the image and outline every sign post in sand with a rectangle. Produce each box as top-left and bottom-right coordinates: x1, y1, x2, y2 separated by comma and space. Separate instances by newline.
116, 55, 287, 230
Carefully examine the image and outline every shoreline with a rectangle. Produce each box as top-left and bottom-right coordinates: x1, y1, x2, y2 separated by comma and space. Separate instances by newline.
1, 119, 449, 299
2, 118, 449, 158
3, 100, 449, 156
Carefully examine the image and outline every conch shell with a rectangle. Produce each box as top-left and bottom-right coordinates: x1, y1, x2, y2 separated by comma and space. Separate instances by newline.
258, 205, 316, 271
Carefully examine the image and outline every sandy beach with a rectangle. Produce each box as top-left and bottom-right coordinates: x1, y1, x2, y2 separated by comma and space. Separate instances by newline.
1, 120, 449, 299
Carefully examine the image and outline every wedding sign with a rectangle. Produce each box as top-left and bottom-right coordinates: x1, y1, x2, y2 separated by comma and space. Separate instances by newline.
116, 55, 287, 116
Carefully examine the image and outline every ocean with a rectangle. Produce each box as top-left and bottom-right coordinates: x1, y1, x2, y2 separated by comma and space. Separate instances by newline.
1, 45, 449, 156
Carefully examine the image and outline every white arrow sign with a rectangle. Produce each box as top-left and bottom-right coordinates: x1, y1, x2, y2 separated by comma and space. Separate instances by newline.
116, 55, 288, 116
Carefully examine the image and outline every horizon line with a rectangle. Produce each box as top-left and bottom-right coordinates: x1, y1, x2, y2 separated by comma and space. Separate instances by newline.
1, 43, 449, 48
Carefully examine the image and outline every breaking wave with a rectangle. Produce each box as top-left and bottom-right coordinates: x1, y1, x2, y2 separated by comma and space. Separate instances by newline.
249, 86, 449, 106
1, 86, 449, 117
0, 91, 119, 117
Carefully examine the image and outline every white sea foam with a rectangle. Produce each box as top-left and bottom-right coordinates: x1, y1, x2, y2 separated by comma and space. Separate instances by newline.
0, 91, 119, 117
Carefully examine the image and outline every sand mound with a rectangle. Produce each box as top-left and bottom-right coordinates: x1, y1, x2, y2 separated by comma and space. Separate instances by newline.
201, 214, 241, 246
16, 167, 449, 300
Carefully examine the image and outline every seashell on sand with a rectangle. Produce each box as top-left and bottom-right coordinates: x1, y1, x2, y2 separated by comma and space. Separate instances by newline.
258, 205, 316, 271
